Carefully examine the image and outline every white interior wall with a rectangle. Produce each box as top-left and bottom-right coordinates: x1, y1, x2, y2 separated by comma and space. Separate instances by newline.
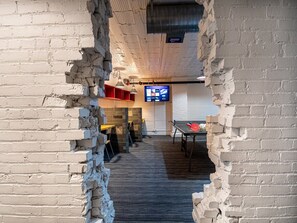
172, 84, 219, 136
187, 84, 219, 120
172, 83, 219, 121
172, 85, 189, 121
133, 84, 171, 136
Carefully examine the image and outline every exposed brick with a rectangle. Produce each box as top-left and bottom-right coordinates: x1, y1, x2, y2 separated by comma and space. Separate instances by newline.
267, 7, 297, 19
0, 0, 114, 222
32, 13, 64, 25
230, 185, 260, 196
274, 31, 289, 43
266, 105, 281, 115
0, 3, 17, 15
284, 44, 297, 56
258, 163, 292, 174
276, 57, 297, 68
281, 105, 296, 116
247, 151, 280, 162
250, 106, 265, 116
243, 58, 276, 69
194, 1, 297, 223
281, 151, 297, 161
245, 128, 281, 139
264, 94, 296, 104
265, 117, 297, 127
232, 7, 266, 18
0, 14, 32, 26
230, 94, 264, 104
18, 2, 48, 14
261, 139, 293, 150
256, 31, 273, 43
217, 44, 248, 57
245, 19, 277, 31
282, 80, 297, 92
250, 43, 281, 57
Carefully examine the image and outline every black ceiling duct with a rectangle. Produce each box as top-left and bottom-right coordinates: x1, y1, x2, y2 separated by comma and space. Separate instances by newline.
146, 3, 204, 42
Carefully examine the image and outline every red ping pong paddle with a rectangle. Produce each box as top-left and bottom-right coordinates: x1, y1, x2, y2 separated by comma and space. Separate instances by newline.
187, 123, 200, 132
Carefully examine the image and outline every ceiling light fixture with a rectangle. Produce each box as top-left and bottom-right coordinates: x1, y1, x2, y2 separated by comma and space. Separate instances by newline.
130, 84, 137, 94
197, 75, 205, 81
129, 75, 139, 94
112, 67, 126, 88
116, 75, 125, 88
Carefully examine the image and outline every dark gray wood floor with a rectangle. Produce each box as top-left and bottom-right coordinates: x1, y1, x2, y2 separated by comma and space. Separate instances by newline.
105, 135, 215, 223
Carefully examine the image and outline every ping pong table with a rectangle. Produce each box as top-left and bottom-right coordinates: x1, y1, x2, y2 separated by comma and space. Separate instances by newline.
172, 120, 207, 171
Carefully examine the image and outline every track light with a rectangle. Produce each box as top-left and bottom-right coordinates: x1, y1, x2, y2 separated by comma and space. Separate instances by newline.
129, 75, 138, 94
112, 67, 125, 88
130, 84, 137, 94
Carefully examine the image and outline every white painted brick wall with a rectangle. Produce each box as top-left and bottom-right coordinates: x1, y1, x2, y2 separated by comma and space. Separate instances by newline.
194, 0, 297, 222
0, 0, 114, 223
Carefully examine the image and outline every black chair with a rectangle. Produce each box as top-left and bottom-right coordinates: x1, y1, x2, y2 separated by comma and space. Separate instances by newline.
104, 128, 115, 161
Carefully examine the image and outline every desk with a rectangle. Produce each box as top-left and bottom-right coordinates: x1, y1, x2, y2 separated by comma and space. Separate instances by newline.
101, 124, 115, 131
173, 121, 206, 171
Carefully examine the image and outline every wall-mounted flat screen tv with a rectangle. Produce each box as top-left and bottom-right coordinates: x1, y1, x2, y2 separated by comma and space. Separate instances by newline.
144, 85, 170, 102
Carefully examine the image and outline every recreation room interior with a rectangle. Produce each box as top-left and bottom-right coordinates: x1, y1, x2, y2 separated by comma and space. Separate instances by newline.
0, 0, 296, 223
101, 1, 218, 221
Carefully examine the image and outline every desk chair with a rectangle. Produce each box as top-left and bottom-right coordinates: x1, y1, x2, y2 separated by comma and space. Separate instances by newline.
104, 128, 115, 161
128, 121, 135, 147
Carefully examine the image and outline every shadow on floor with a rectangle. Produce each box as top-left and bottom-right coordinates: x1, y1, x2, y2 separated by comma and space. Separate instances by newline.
157, 136, 215, 180
105, 135, 215, 223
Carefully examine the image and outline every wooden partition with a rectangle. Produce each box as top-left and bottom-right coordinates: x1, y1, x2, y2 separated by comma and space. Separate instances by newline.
104, 108, 129, 152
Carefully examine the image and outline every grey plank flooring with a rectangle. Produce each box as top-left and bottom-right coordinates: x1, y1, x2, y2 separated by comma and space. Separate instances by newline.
105, 136, 215, 223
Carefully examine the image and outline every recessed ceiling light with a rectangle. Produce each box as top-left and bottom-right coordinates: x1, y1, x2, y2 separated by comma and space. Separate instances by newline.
197, 76, 205, 81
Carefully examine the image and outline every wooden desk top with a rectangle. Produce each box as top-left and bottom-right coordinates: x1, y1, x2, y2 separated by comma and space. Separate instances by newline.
101, 124, 115, 131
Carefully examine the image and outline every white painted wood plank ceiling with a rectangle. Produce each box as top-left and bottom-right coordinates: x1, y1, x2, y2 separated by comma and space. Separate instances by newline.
109, 0, 203, 80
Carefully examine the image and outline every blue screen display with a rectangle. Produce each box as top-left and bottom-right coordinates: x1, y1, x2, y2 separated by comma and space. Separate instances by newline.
144, 85, 170, 102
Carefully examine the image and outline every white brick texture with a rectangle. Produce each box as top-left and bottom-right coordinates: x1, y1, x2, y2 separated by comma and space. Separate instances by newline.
0, 0, 114, 223
193, 0, 297, 223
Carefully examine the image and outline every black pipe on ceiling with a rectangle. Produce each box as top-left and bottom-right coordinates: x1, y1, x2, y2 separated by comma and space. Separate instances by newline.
130, 80, 204, 85
146, 3, 204, 34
